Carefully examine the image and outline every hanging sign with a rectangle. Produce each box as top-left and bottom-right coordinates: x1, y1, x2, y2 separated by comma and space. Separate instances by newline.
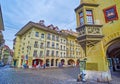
103, 5, 118, 23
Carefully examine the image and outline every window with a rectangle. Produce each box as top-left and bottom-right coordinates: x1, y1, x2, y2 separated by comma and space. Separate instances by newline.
40, 43, 44, 48
56, 36, 59, 41
47, 33, 51, 40
46, 50, 50, 56
52, 35, 55, 41
24, 38, 26, 40
23, 43, 25, 45
34, 41, 38, 48
103, 5, 118, 23
56, 51, 59, 57
61, 52, 62, 57
40, 51, 43, 57
61, 45, 62, 50
79, 12, 84, 26
41, 33, 44, 38
64, 40, 66, 44
86, 10, 94, 24
47, 42, 50, 48
64, 53, 66, 57
52, 42, 55, 48
64, 46, 65, 50
56, 43, 59, 49
35, 32, 39, 37
22, 47, 24, 50
61, 39, 62, 43
51, 50, 54, 56
33, 50, 37, 57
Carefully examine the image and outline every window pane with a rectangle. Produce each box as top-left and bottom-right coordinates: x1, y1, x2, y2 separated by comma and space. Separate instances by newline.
33, 50, 37, 57
80, 18, 84, 25
86, 10, 93, 24
41, 34, 44, 38
80, 12, 83, 17
46, 50, 49, 56
86, 10, 92, 15
51, 50, 54, 56
47, 42, 50, 48
79, 12, 84, 26
52, 42, 54, 48
87, 16, 93, 24
35, 32, 39, 37
34, 41, 38, 48
40, 43, 44, 48
47, 33, 51, 40
40, 51, 43, 57
52, 35, 55, 40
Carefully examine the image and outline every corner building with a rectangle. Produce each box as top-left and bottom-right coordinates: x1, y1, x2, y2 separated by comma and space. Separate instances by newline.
13, 21, 83, 68
75, 0, 120, 81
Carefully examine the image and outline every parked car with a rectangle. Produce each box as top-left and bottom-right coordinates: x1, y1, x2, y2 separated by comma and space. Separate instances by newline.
0, 61, 4, 67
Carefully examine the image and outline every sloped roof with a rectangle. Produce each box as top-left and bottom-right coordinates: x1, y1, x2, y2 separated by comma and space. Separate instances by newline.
15, 21, 61, 36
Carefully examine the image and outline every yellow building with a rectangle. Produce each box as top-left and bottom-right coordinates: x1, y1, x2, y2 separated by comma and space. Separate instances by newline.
13, 20, 82, 68
75, 0, 120, 81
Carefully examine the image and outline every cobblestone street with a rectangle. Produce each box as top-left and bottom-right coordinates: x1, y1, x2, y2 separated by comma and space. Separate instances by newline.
0, 67, 120, 84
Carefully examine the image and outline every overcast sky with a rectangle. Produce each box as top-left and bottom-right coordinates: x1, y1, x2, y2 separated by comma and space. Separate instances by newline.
0, 0, 80, 49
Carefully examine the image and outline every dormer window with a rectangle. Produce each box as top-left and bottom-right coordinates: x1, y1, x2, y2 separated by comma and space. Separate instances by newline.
79, 12, 84, 26
86, 10, 94, 24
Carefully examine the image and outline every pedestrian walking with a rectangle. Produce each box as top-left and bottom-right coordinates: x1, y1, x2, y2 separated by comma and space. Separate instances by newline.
43, 63, 46, 69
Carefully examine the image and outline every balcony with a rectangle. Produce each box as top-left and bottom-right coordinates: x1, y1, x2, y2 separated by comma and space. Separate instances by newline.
77, 24, 104, 41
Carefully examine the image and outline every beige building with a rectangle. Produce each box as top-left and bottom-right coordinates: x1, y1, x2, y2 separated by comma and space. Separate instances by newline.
13, 20, 83, 68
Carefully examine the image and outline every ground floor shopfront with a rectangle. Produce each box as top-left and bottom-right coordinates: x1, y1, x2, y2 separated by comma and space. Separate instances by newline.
14, 57, 80, 68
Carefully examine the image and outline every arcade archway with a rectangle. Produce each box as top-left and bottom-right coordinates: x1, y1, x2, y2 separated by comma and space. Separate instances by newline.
56, 59, 58, 66
106, 38, 120, 71
68, 59, 75, 65
51, 59, 54, 66
61, 59, 65, 65
32, 59, 43, 67
46, 59, 50, 67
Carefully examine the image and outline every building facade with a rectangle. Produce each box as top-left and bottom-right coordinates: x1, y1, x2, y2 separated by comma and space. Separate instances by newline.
75, 0, 120, 81
1, 45, 13, 64
0, 5, 4, 61
13, 21, 83, 68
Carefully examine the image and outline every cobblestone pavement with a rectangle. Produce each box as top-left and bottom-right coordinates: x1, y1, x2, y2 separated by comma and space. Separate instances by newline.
0, 67, 120, 84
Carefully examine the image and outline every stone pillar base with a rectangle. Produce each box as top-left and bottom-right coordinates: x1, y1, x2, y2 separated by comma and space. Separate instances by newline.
85, 70, 112, 82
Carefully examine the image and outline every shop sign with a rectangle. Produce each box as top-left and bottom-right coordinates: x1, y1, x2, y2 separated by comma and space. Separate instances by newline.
103, 5, 118, 23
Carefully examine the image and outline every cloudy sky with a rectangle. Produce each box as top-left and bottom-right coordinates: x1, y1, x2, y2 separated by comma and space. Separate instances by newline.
0, 0, 80, 49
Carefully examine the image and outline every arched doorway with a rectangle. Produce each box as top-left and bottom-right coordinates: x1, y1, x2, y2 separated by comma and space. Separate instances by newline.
32, 59, 43, 67
106, 38, 120, 71
68, 59, 75, 65
46, 59, 49, 67
56, 59, 58, 66
51, 59, 54, 66
61, 59, 65, 65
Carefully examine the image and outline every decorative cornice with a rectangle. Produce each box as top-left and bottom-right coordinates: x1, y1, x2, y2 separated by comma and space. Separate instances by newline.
76, 24, 103, 31
77, 35, 104, 41
75, 3, 99, 12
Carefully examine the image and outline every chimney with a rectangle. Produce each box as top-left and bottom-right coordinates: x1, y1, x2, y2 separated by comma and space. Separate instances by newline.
39, 20, 45, 26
